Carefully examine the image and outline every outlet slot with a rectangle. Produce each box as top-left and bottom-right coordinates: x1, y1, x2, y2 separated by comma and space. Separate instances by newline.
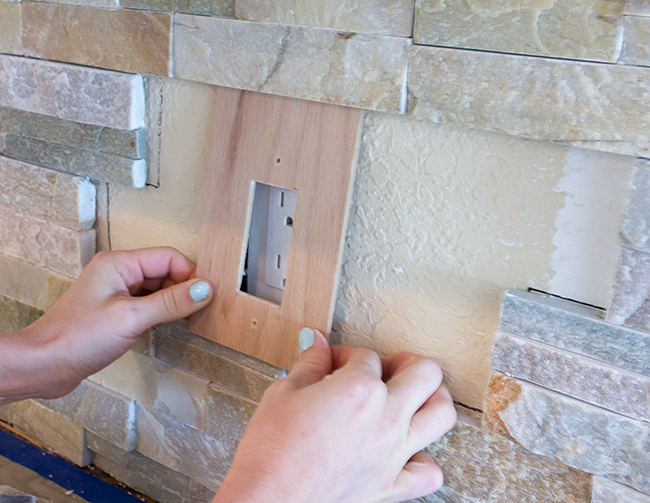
240, 182, 297, 305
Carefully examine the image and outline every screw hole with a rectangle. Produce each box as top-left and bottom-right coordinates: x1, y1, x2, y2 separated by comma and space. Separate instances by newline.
274, 157, 282, 165
285, 216, 293, 227
251, 319, 258, 329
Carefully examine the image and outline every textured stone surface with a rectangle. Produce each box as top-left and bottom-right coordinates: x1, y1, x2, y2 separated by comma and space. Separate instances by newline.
592, 477, 650, 503
35, 381, 89, 422
0, 209, 95, 278
0, 156, 96, 230
626, 0, 650, 16
46, 275, 73, 310
0, 55, 145, 130
30, 0, 118, 5
608, 246, 650, 332
408, 46, 650, 158
500, 289, 650, 377
23, 3, 172, 77
622, 159, 650, 252
173, 15, 409, 113
0, 296, 42, 333
235, 0, 414, 36
5, 135, 147, 188
491, 331, 650, 422
206, 384, 257, 450
485, 374, 650, 494
621, 15, 650, 66
0, 2, 21, 56
121, 0, 234, 17
0, 253, 48, 311
135, 404, 230, 491
11, 400, 91, 467
0, 404, 11, 424
414, 0, 625, 63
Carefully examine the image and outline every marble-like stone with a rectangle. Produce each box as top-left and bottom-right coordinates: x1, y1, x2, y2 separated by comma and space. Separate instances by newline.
485, 374, 650, 494
235, 0, 414, 37
23, 3, 172, 77
500, 289, 650, 377
0, 156, 96, 230
414, 0, 625, 63
408, 46, 650, 158
5, 135, 147, 188
11, 400, 91, 467
621, 15, 650, 66
608, 246, 650, 332
622, 160, 650, 252
0, 296, 42, 333
173, 15, 409, 113
0, 253, 48, 311
491, 331, 650, 422
0, 209, 95, 278
592, 477, 650, 503
121, 0, 235, 17
0, 55, 145, 130
135, 404, 230, 492
0, 2, 21, 56
626, 0, 650, 16
35, 381, 89, 422
206, 384, 256, 449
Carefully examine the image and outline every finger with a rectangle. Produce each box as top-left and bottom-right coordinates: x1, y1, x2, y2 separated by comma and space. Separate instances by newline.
331, 346, 383, 379
112, 247, 197, 288
384, 353, 443, 419
286, 328, 333, 389
407, 385, 457, 453
392, 451, 444, 502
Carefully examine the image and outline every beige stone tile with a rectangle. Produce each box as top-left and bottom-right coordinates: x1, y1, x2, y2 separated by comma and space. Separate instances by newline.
173, 14, 409, 113
23, 3, 172, 77
235, 0, 414, 37
0, 2, 21, 56
621, 15, 650, 65
46, 274, 73, 309
414, 0, 625, 63
122, 0, 235, 17
408, 46, 650, 158
0, 295, 43, 333
0, 253, 49, 310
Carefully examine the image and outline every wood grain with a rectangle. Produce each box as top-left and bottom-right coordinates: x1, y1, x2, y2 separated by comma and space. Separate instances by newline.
190, 88, 363, 370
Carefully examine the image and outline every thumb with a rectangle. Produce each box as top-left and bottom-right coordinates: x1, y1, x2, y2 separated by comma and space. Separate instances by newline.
286, 328, 332, 389
125, 279, 214, 333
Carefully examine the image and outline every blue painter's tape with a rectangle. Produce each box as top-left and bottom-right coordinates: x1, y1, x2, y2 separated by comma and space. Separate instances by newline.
0, 430, 141, 503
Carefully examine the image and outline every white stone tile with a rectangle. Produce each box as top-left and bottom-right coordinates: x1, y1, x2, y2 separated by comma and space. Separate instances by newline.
626, 0, 650, 16
592, 477, 650, 503
621, 15, 650, 66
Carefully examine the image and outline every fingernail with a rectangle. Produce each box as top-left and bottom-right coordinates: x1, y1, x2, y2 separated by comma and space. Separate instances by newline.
190, 281, 210, 302
299, 327, 315, 353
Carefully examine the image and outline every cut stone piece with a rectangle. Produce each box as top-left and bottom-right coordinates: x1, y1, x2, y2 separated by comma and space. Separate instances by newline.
0, 156, 96, 230
608, 246, 650, 332
23, 3, 172, 77
622, 159, 650, 252
206, 384, 257, 449
0, 2, 22, 56
626, 0, 650, 16
0, 296, 43, 334
173, 15, 409, 113
0, 404, 11, 424
485, 373, 650, 494
500, 289, 650, 377
0, 208, 95, 278
5, 135, 147, 188
0, 55, 145, 130
592, 477, 650, 503
414, 0, 625, 63
35, 381, 89, 422
491, 331, 650, 422
121, 0, 235, 17
408, 46, 650, 158
621, 16, 650, 67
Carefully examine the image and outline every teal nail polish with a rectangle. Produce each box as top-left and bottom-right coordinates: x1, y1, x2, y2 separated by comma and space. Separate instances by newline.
299, 327, 315, 353
190, 281, 209, 302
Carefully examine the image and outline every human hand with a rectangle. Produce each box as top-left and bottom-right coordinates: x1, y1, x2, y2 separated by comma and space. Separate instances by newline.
1, 247, 213, 402
214, 330, 456, 503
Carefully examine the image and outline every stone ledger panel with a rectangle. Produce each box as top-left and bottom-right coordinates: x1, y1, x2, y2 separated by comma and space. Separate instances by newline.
0, 2, 22, 56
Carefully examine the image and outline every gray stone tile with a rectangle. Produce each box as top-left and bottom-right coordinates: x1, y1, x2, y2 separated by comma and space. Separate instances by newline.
0, 2, 22, 56
491, 331, 650, 422
622, 159, 650, 252
0, 497, 35, 503
0, 296, 43, 334
98, 127, 146, 159
500, 289, 650, 377
608, 246, 650, 332
592, 477, 650, 503
35, 380, 90, 422
626, 0, 650, 16
121, 0, 235, 17
621, 15, 650, 66
206, 384, 256, 450
0, 55, 145, 130
485, 374, 650, 494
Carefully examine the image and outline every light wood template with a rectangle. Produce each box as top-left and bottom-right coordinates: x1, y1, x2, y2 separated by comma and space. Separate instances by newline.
190, 87, 363, 370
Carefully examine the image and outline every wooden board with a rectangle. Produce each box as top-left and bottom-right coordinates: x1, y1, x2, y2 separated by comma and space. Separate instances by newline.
190, 88, 363, 370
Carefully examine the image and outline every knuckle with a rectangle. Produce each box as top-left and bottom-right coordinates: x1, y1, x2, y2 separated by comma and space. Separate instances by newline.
345, 375, 383, 402
440, 403, 458, 431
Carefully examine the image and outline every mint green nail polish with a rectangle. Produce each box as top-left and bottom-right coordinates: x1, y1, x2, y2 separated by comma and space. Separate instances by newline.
299, 328, 315, 353
190, 281, 209, 302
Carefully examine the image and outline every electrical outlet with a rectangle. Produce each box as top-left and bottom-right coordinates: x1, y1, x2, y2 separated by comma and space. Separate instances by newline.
265, 186, 297, 290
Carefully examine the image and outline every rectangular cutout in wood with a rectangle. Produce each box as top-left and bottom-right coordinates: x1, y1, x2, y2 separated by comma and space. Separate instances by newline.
190, 88, 363, 370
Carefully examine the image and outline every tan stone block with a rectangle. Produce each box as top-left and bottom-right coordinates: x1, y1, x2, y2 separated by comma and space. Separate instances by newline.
23, 4, 172, 77
235, 0, 414, 37
414, 0, 625, 63
0, 2, 21, 56
408, 46, 650, 158
0, 404, 11, 423
0, 253, 48, 310
11, 400, 91, 467
0, 295, 43, 333
621, 15, 650, 66
173, 14, 409, 113
122, 0, 234, 17
46, 274, 73, 309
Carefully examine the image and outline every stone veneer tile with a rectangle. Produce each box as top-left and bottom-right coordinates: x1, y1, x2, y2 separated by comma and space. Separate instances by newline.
0, 209, 95, 278
0, 156, 96, 230
622, 159, 650, 252
11, 400, 91, 467
173, 14, 409, 113
0, 253, 48, 311
500, 289, 650, 377
206, 384, 257, 451
235, 0, 414, 37
608, 246, 650, 332
408, 46, 650, 158
23, 3, 172, 77
0, 55, 145, 130
491, 331, 650, 422
35, 380, 89, 421
5, 135, 147, 188
626, 1, 650, 16
46, 274, 73, 309
621, 15, 650, 66
592, 477, 650, 503
121, 0, 235, 17
0, 404, 11, 424
414, 0, 625, 63
485, 374, 650, 494
0, 2, 21, 56
99, 127, 147, 159
0, 296, 42, 333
